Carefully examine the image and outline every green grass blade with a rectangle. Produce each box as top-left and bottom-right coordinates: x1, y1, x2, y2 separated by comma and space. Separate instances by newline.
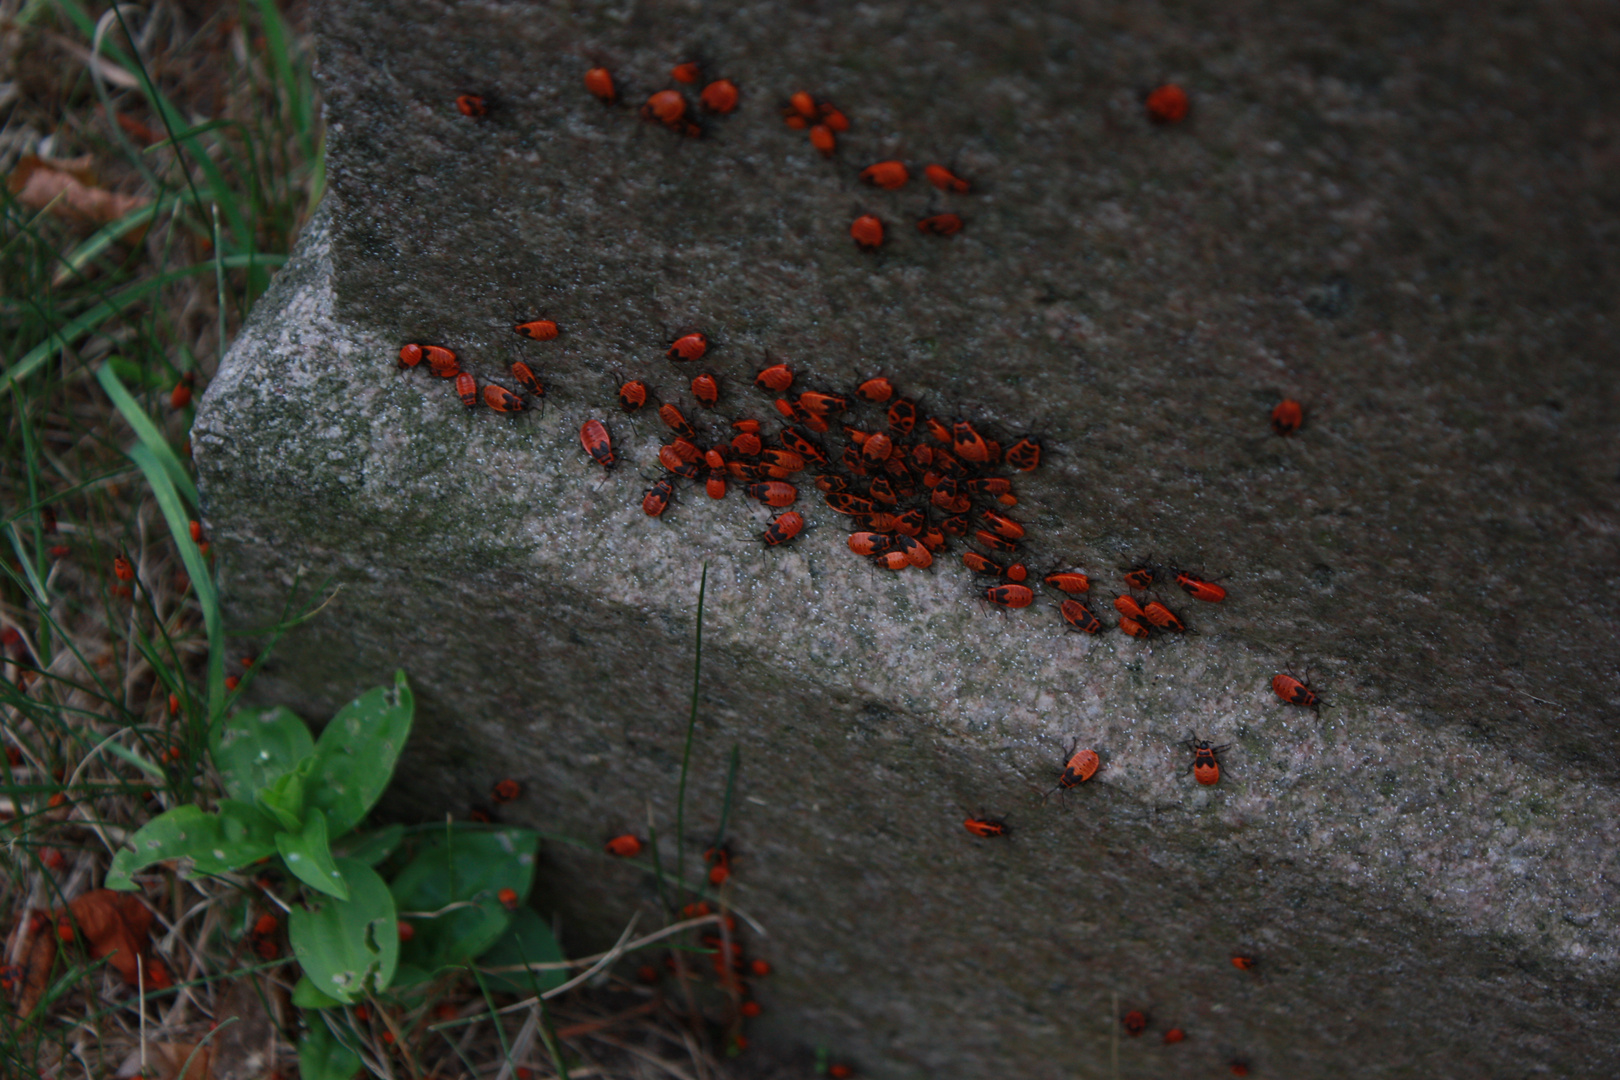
0, 254, 284, 398
125, 441, 223, 723
674, 563, 708, 903
94, 363, 198, 506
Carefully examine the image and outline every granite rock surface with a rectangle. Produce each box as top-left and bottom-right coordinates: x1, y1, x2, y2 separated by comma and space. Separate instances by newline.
194, 1, 1620, 1075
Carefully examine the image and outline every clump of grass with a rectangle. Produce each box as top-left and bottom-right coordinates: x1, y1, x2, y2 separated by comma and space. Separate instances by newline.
2, 8, 761, 1079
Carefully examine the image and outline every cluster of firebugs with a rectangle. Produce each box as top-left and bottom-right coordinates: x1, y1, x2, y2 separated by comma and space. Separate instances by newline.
399, 62, 1319, 1078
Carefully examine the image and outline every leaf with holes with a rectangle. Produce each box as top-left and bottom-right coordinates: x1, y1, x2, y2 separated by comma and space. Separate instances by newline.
287, 857, 397, 1003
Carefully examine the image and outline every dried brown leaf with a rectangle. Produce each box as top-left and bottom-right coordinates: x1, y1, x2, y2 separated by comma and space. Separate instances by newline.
9, 154, 149, 226
55, 889, 171, 989
17, 924, 56, 1018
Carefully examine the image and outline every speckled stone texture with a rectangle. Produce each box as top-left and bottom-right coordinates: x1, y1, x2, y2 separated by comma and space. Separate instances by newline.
194, 1, 1620, 1076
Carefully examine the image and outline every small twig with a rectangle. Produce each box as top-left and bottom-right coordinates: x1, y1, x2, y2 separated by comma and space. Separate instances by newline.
478, 914, 719, 974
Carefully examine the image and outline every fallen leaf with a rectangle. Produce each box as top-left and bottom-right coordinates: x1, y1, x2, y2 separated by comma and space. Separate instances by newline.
208, 976, 280, 1080
17, 923, 56, 1018
149, 1041, 212, 1080
54, 889, 171, 990
8, 154, 148, 227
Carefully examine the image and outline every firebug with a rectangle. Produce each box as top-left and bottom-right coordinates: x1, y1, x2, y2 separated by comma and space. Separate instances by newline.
584, 67, 616, 103
492, 779, 521, 803
1231, 954, 1257, 972
671, 62, 701, 84
985, 584, 1034, 609
700, 79, 739, 113
1271, 398, 1304, 435
952, 420, 992, 463
962, 551, 1003, 575
1122, 564, 1156, 591
820, 101, 849, 130
1272, 672, 1320, 710
511, 361, 543, 397
809, 124, 836, 155
785, 91, 817, 122
1044, 739, 1100, 799
114, 555, 134, 582
850, 214, 884, 249
888, 397, 918, 435
642, 89, 689, 127
668, 332, 709, 361
483, 385, 526, 412
732, 418, 761, 434
924, 163, 970, 193
925, 417, 952, 444
963, 816, 1010, 838
920, 527, 945, 552
732, 432, 764, 456
1142, 600, 1186, 632
828, 1066, 854, 1080
917, 213, 964, 236
1005, 436, 1042, 471
424, 346, 459, 378
1004, 563, 1028, 582
658, 403, 697, 439
798, 390, 850, 416
980, 510, 1025, 540
1114, 595, 1146, 620
780, 427, 829, 464
1118, 615, 1150, 639
604, 834, 643, 857
895, 534, 932, 568
751, 958, 771, 976
691, 372, 720, 408
456, 94, 488, 117
862, 432, 894, 466
759, 449, 804, 472
856, 376, 894, 403
1122, 1010, 1148, 1036
1230, 1062, 1250, 1077
975, 530, 1019, 552
849, 532, 893, 557
825, 492, 877, 516
618, 379, 648, 411
755, 363, 794, 392
745, 482, 797, 507
859, 160, 909, 190
1059, 599, 1102, 634
497, 888, 519, 910
456, 372, 478, 408
706, 470, 728, 500
1045, 572, 1090, 594
893, 508, 925, 536
867, 476, 897, 504
513, 318, 558, 340
1173, 570, 1227, 603
643, 478, 675, 517
940, 513, 969, 536
580, 419, 616, 469
659, 442, 702, 479
1146, 83, 1189, 124
1164, 1029, 1185, 1044
398, 343, 423, 367
872, 550, 911, 570
965, 477, 1011, 496
762, 511, 805, 546
1185, 735, 1230, 785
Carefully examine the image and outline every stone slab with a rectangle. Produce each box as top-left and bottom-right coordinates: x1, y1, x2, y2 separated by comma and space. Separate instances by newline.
194, 1, 1620, 1076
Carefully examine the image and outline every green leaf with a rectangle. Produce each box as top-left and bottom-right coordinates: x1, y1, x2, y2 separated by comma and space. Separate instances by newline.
277, 808, 347, 900
306, 671, 413, 838
212, 706, 315, 803
390, 828, 538, 975
256, 763, 308, 833
478, 907, 566, 995
288, 858, 397, 1003
297, 1016, 363, 1080
291, 976, 346, 1010
104, 801, 278, 889
335, 824, 404, 868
